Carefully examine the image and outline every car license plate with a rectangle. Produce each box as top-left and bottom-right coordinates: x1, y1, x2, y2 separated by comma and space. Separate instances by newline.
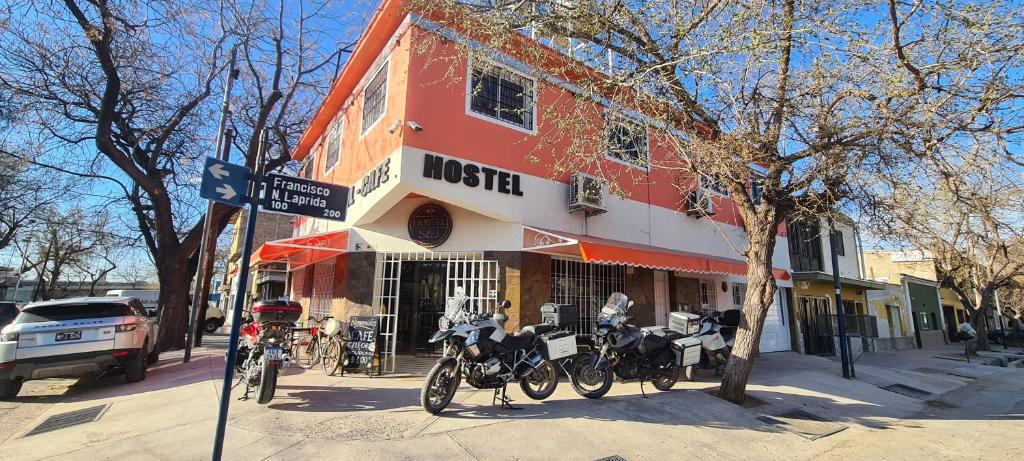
56, 331, 82, 341
264, 346, 283, 361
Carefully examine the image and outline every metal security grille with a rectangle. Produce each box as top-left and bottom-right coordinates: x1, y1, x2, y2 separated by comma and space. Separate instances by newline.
550, 258, 625, 335
309, 262, 334, 321
362, 62, 388, 132
374, 252, 496, 374
469, 64, 535, 130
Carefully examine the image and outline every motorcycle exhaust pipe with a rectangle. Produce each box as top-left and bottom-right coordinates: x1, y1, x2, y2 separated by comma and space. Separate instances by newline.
282, 356, 292, 368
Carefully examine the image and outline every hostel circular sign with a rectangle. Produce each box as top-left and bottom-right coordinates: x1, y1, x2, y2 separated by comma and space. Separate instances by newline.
408, 204, 452, 248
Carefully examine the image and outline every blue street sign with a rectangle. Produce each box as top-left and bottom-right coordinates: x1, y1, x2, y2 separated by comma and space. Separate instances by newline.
199, 157, 251, 207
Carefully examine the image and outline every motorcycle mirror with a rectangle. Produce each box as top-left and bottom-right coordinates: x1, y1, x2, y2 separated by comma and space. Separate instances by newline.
627, 300, 635, 311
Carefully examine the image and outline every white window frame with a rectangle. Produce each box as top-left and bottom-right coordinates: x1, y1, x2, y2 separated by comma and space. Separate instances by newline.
604, 113, 650, 170
324, 118, 342, 174
732, 282, 747, 307
360, 59, 390, 137
464, 56, 538, 135
699, 279, 716, 314
700, 173, 730, 197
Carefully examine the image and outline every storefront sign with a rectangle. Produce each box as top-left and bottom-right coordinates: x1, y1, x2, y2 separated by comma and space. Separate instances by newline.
347, 158, 391, 206
423, 153, 524, 196
345, 316, 380, 376
408, 204, 452, 248
262, 173, 349, 221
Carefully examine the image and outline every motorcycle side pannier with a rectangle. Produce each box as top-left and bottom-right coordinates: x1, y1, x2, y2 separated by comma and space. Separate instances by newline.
672, 336, 702, 367
669, 311, 701, 335
541, 303, 578, 330
252, 299, 303, 324
539, 331, 578, 360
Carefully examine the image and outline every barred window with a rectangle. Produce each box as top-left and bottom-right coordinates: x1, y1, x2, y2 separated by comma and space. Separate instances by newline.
606, 116, 648, 168
362, 62, 388, 134
324, 119, 341, 172
469, 63, 535, 130
550, 259, 625, 335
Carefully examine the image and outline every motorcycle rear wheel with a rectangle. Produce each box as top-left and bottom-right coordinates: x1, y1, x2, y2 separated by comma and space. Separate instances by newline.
652, 361, 680, 391
520, 360, 558, 400
569, 354, 613, 399
681, 365, 695, 381
256, 361, 278, 404
421, 360, 460, 414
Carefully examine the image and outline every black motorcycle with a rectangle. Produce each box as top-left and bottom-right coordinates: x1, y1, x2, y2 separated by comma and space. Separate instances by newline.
421, 295, 574, 414
569, 293, 683, 399
234, 300, 302, 404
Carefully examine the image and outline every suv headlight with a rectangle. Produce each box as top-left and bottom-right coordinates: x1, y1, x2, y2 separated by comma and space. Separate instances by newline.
1, 330, 17, 341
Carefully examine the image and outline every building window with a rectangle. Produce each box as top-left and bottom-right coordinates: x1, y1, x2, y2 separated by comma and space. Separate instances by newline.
299, 155, 313, 179
732, 283, 747, 307
700, 174, 730, 196
550, 259, 625, 335
750, 174, 764, 205
362, 62, 388, 134
834, 229, 846, 256
886, 305, 903, 336
324, 118, 342, 173
468, 63, 535, 131
787, 220, 824, 272
699, 280, 716, 314
605, 115, 649, 168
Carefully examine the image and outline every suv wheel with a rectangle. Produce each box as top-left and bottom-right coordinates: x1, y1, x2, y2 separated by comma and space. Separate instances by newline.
0, 379, 22, 400
125, 341, 148, 383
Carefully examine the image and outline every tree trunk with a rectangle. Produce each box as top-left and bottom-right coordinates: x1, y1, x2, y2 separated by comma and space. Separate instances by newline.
192, 227, 219, 346
719, 230, 779, 404
155, 258, 198, 351
972, 287, 994, 351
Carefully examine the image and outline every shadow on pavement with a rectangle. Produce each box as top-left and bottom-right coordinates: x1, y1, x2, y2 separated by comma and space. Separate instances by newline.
267, 385, 421, 412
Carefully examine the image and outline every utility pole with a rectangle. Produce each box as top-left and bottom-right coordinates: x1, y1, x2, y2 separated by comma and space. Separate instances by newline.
995, 289, 1008, 350
185, 45, 238, 363
828, 218, 852, 379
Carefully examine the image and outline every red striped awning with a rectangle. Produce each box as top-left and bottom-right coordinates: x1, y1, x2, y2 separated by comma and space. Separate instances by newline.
250, 230, 349, 270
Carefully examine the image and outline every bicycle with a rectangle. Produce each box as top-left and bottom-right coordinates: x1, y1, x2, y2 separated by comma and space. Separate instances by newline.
319, 317, 347, 376
293, 316, 330, 369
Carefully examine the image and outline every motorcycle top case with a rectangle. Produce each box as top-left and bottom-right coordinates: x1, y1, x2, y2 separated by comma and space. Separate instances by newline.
539, 331, 578, 361
540, 303, 578, 329
252, 299, 303, 324
668, 311, 701, 336
672, 336, 702, 367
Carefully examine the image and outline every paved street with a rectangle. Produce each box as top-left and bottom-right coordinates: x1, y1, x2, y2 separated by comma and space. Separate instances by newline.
1, 336, 1022, 460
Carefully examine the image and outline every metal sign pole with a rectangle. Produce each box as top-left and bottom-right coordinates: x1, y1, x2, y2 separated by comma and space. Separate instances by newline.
828, 218, 852, 379
185, 45, 238, 363
995, 290, 1007, 350
211, 130, 267, 461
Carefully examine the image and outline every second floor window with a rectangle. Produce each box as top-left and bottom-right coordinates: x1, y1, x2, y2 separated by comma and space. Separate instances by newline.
605, 116, 649, 168
788, 220, 823, 272
299, 155, 313, 179
362, 62, 388, 134
469, 63, 535, 131
701, 174, 730, 196
750, 174, 764, 205
325, 118, 342, 172
835, 229, 846, 256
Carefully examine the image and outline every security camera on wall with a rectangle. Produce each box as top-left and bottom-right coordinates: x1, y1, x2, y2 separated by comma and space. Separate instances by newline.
407, 120, 423, 132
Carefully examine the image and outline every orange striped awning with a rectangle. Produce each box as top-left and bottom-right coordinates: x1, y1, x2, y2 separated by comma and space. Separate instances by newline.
250, 230, 349, 270
524, 226, 790, 280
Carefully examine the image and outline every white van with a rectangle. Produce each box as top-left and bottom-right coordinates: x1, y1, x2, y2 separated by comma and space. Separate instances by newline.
105, 290, 225, 333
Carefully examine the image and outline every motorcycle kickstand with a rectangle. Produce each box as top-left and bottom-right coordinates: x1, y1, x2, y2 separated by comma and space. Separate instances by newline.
493, 384, 521, 410
639, 379, 648, 398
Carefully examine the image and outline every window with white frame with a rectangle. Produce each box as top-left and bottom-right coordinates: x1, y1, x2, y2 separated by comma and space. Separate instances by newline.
701, 174, 730, 196
362, 62, 388, 134
699, 280, 716, 314
732, 283, 747, 306
324, 118, 342, 173
468, 62, 535, 130
605, 115, 649, 168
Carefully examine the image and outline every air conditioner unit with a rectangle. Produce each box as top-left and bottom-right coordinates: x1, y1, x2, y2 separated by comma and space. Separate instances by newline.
685, 189, 715, 218
568, 172, 607, 215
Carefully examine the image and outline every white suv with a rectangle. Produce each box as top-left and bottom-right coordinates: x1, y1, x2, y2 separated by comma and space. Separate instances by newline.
0, 297, 160, 399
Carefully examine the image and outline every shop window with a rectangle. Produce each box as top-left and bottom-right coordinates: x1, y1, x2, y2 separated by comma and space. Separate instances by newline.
468, 62, 535, 131
324, 118, 342, 173
362, 62, 388, 134
732, 283, 747, 307
310, 262, 335, 321
605, 115, 649, 168
550, 259, 625, 335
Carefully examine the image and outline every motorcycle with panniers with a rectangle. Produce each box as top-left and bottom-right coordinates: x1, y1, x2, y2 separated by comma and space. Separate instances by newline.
421, 293, 580, 414
569, 293, 705, 398
233, 300, 303, 404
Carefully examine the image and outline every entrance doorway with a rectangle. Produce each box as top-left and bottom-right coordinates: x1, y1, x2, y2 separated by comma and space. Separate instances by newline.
396, 261, 447, 353
799, 296, 834, 355
942, 305, 957, 341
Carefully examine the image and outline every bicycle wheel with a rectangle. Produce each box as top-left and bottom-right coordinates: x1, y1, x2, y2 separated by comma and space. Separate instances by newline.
321, 337, 342, 376
295, 335, 320, 369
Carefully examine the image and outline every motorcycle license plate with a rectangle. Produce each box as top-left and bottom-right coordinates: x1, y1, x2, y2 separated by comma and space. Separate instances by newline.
264, 346, 283, 362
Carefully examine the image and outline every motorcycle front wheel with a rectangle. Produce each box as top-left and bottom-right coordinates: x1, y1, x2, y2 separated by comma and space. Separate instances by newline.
255, 361, 279, 404
421, 360, 460, 414
569, 353, 613, 399
520, 360, 558, 400
652, 361, 680, 391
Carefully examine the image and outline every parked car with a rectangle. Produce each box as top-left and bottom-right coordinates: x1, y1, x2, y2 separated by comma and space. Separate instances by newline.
0, 297, 160, 399
0, 302, 18, 330
105, 289, 225, 333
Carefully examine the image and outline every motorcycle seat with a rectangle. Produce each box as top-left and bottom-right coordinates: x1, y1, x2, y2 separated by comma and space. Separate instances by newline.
505, 331, 536, 350
523, 323, 558, 336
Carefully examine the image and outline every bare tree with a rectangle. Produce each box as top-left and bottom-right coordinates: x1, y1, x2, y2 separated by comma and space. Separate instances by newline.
0, 1, 352, 349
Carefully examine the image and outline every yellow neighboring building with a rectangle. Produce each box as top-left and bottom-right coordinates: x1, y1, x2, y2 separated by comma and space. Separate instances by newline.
862, 250, 957, 349
219, 210, 294, 323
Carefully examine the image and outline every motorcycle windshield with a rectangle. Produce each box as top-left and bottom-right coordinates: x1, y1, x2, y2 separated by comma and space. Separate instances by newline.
598, 292, 629, 328
444, 294, 469, 324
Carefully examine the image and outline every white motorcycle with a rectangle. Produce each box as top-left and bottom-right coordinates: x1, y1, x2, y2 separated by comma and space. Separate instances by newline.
681, 309, 739, 381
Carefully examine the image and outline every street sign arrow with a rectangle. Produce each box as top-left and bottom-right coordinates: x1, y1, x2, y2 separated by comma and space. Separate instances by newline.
200, 157, 251, 207
215, 184, 237, 200
209, 163, 230, 180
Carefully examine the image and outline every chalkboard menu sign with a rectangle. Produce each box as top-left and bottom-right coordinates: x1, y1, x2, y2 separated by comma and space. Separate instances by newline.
344, 316, 379, 376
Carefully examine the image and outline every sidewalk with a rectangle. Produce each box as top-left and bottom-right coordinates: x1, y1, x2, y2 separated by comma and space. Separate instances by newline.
1, 340, 1021, 460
